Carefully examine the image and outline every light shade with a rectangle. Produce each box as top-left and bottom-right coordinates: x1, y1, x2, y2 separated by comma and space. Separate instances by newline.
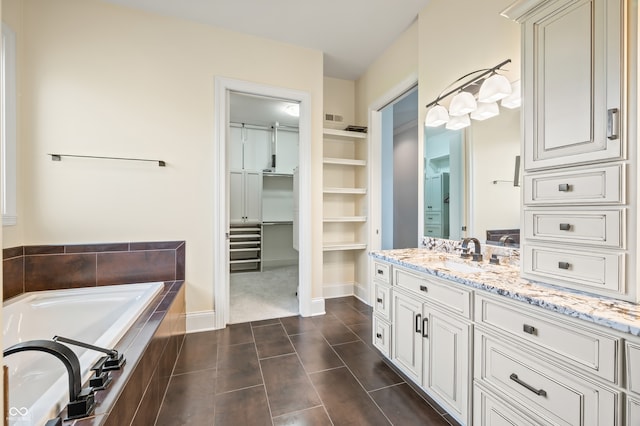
501, 80, 521, 109
478, 74, 512, 103
425, 105, 449, 127
471, 102, 500, 121
445, 114, 470, 130
448, 92, 477, 116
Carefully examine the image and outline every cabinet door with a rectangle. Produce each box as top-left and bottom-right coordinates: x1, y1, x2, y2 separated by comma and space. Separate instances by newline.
244, 128, 271, 171
244, 171, 262, 223
522, 0, 622, 170
229, 127, 244, 170
229, 170, 245, 224
425, 175, 442, 212
275, 130, 299, 174
423, 305, 470, 423
392, 290, 423, 382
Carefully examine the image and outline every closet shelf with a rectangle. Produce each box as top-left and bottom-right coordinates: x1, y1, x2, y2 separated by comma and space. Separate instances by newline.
229, 233, 261, 239
230, 248, 261, 253
323, 243, 367, 251
323, 187, 367, 195
323, 157, 367, 167
322, 128, 367, 139
324, 216, 367, 223
230, 258, 261, 264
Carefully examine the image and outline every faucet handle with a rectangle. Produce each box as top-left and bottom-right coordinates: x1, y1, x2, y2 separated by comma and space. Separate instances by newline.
459, 247, 472, 259
472, 252, 483, 262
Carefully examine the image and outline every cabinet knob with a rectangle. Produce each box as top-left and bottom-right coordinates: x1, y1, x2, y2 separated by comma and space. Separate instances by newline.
558, 261, 571, 270
376, 269, 384, 275
558, 183, 571, 192
376, 333, 382, 339
419, 285, 428, 293
559, 223, 572, 231
376, 298, 383, 303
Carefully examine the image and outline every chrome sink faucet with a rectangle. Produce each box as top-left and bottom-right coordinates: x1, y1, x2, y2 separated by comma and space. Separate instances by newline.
460, 237, 483, 262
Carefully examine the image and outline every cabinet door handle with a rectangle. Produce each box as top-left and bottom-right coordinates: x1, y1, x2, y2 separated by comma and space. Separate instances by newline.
422, 318, 429, 338
415, 314, 422, 333
558, 183, 571, 192
559, 223, 571, 231
523, 324, 536, 335
509, 373, 547, 397
419, 285, 428, 293
558, 261, 571, 270
376, 298, 383, 303
607, 108, 619, 140
376, 333, 382, 339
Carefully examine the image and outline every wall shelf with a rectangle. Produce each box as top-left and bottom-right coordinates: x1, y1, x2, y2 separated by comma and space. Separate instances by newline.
323, 243, 367, 251
324, 216, 367, 223
323, 157, 367, 166
322, 128, 367, 139
323, 187, 367, 195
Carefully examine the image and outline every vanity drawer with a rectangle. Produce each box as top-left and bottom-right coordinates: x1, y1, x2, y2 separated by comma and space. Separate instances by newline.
523, 164, 624, 205
372, 315, 391, 357
424, 225, 442, 237
394, 267, 471, 318
524, 209, 624, 248
372, 261, 391, 284
373, 281, 391, 321
626, 342, 640, 396
425, 211, 442, 225
476, 332, 620, 426
473, 383, 542, 426
475, 295, 619, 383
523, 245, 624, 294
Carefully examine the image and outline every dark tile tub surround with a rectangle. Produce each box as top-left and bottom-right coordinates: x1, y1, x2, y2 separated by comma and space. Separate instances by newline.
2, 241, 185, 300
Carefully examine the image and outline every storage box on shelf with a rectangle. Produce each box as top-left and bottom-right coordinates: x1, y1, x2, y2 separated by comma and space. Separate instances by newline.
322, 128, 368, 298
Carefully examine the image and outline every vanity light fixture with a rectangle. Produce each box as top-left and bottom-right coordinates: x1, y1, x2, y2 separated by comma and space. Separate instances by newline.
424, 59, 513, 128
501, 80, 522, 109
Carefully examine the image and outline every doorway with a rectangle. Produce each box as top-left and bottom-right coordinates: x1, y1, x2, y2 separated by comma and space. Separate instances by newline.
380, 86, 419, 249
214, 77, 313, 329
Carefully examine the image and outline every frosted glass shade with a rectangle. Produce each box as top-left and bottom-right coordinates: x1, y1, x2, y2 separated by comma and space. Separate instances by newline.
425, 105, 449, 127
501, 80, 521, 109
445, 114, 470, 130
471, 102, 500, 121
478, 74, 512, 103
448, 92, 477, 116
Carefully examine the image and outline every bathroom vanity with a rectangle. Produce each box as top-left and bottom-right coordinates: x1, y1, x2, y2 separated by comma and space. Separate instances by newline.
370, 247, 640, 426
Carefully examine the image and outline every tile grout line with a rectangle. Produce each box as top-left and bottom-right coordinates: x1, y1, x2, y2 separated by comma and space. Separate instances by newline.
251, 324, 276, 426
281, 317, 335, 426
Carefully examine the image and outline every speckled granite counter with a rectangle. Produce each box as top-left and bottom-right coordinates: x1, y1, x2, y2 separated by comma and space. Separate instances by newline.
371, 248, 640, 338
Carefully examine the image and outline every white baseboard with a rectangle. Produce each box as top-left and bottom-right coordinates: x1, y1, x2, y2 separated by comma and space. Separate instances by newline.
323, 282, 355, 299
311, 297, 326, 316
354, 282, 370, 306
186, 310, 217, 333
262, 259, 298, 268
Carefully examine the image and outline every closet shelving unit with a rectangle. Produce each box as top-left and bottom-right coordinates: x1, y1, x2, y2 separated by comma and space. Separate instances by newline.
229, 225, 262, 272
322, 128, 368, 297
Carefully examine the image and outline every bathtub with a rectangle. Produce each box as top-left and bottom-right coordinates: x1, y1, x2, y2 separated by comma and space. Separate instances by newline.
3, 282, 164, 426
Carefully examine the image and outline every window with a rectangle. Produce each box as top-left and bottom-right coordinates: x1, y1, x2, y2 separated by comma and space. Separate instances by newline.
2, 23, 16, 226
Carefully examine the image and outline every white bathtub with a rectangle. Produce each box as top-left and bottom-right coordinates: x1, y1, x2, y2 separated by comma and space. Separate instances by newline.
3, 282, 164, 426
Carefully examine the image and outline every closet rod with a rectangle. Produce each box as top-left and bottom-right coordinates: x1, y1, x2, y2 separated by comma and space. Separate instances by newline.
229, 122, 299, 131
49, 153, 166, 167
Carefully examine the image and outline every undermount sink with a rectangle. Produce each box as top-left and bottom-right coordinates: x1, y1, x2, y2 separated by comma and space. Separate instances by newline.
441, 260, 485, 274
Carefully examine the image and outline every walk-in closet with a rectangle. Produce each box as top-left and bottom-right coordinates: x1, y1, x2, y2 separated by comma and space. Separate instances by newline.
228, 92, 300, 323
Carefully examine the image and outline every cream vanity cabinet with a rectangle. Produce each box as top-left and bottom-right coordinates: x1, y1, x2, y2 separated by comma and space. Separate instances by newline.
502, 0, 634, 301
374, 263, 472, 425
474, 292, 622, 426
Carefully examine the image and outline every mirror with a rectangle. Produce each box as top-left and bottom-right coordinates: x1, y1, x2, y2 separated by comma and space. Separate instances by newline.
424, 107, 521, 246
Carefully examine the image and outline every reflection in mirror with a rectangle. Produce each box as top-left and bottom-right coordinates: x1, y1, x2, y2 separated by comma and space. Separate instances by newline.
424, 107, 521, 246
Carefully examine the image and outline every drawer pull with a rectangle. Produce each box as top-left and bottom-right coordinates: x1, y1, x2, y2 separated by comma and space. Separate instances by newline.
376, 297, 383, 303
419, 285, 428, 293
607, 108, 619, 140
509, 373, 547, 397
415, 314, 422, 333
376, 333, 382, 339
558, 183, 571, 192
559, 223, 572, 231
376, 269, 384, 275
422, 318, 429, 338
558, 261, 571, 270
523, 324, 537, 335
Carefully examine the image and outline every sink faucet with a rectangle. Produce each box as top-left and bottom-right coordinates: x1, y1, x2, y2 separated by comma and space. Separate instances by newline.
3, 340, 96, 420
461, 237, 483, 262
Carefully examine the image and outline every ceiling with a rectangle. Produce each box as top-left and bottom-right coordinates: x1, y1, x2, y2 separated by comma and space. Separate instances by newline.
99, 0, 430, 80
229, 92, 299, 128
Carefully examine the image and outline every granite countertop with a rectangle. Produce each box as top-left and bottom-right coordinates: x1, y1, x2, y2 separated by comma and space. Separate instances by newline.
370, 248, 640, 338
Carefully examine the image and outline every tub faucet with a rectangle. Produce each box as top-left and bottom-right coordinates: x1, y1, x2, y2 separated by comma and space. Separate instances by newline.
499, 234, 516, 246
461, 237, 483, 262
3, 340, 95, 420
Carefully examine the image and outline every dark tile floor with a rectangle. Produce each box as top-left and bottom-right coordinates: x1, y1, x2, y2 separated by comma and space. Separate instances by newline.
155, 296, 460, 425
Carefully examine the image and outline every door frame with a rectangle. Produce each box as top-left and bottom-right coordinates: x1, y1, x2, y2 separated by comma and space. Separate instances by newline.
213, 77, 313, 328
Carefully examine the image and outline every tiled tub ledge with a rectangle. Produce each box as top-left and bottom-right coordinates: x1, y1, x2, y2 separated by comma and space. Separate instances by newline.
371, 248, 640, 337
63, 280, 186, 425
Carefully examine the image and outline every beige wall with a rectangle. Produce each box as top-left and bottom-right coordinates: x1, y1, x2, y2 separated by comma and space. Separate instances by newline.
323, 77, 355, 128
2, 0, 23, 248
17, 0, 324, 314
355, 21, 419, 124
